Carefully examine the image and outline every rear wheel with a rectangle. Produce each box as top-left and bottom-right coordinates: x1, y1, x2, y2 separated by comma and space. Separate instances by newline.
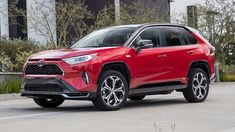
128, 95, 145, 101
92, 70, 128, 111
183, 68, 209, 102
33, 98, 64, 108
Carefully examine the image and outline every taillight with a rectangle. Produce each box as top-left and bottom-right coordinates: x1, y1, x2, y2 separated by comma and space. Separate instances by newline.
209, 46, 215, 54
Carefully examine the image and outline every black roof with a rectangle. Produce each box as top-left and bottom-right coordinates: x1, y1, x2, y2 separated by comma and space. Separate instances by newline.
111, 23, 186, 28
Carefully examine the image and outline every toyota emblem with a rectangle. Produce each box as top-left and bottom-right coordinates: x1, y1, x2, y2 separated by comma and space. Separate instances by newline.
38, 59, 44, 67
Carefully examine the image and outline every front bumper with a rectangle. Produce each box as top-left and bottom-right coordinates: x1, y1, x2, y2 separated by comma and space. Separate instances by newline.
21, 77, 96, 100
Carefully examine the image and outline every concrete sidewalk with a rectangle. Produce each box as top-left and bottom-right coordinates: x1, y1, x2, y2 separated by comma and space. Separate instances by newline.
0, 93, 26, 101
0, 82, 235, 132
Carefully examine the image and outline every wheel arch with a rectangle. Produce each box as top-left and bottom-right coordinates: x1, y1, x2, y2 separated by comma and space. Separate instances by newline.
97, 62, 131, 86
188, 60, 211, 79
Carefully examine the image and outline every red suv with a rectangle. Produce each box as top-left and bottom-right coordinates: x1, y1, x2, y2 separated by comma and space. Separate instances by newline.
21, 24, 215, 110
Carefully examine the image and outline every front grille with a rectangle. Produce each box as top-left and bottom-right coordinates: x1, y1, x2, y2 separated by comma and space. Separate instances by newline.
25, 85, 63, 92
25, 64, 63, 75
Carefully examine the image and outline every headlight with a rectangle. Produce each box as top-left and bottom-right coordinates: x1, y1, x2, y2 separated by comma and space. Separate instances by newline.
63, 54, 96, 65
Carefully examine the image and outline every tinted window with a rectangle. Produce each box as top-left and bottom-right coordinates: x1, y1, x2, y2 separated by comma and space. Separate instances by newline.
181, 28, 198, 44
133, 27, 161, 48
163, 27, 183, 46
71, 27, 137, 48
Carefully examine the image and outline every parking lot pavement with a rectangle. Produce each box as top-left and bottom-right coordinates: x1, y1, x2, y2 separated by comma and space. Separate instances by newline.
0, 82, 234, 132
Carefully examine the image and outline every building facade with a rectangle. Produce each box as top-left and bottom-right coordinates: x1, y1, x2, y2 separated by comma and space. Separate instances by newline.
0, 0, 171, 44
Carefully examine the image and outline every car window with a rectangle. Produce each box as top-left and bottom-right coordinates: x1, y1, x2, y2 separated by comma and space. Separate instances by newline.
132, 27, 161, 48
71, 27, 137, 48
181, 28, 198, 44
179, 28, 190, 45
162, 27, 183, 46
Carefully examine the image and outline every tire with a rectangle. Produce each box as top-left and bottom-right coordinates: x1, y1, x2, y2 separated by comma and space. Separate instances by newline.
33, 98, 64, 108
128, 95, 145, 101
183, 68, 209, 103
92, 70, 128, 111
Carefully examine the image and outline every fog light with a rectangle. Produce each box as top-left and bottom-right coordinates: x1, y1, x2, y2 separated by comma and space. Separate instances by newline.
82, 72, 90, 84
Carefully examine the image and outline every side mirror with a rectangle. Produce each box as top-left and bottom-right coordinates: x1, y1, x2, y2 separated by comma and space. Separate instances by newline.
136, 39, 153, 53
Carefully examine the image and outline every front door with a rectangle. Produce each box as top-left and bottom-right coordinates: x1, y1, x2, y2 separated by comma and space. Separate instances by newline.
127, 27, 169, 88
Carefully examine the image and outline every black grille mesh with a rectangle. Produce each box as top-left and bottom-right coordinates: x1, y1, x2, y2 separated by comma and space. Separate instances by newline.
25, 85, 63, 92
25, 64, 63, 75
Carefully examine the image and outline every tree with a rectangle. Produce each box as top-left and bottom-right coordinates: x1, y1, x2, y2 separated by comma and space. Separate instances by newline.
170, 0, 235, 66
12, 0, 92, 48
197, 0, 235, 65
56, 1, 92, 47
94, 5, 115, 28
120, 1, 169, 24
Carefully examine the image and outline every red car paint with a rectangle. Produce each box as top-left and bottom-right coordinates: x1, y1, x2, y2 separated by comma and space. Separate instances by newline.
22, 24, 215, 99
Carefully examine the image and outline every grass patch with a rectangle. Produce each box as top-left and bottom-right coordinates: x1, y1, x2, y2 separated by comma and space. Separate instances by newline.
221, 74, 235, 82
0, 79, 21, 94
220, 72, 235, 82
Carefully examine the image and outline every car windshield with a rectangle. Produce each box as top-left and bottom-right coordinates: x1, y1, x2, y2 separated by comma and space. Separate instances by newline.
70, 27, 138, 48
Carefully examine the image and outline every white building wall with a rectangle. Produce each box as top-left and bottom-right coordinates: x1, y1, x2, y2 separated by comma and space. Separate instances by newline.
27, 0, 57, 46
0, 0, 9, 39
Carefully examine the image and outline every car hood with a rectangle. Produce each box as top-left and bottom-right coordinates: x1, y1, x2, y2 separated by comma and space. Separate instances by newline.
29, 46, 127, 59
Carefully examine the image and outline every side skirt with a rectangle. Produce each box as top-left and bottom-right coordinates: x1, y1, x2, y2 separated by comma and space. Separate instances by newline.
128, 82, 187, 96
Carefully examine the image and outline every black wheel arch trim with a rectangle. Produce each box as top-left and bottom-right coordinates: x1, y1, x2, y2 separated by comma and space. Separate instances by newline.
187, 60, 211, 80
97, 61, 132, 85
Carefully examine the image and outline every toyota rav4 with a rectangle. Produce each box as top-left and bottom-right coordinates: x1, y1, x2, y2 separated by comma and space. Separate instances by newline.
21, 24, 215, 111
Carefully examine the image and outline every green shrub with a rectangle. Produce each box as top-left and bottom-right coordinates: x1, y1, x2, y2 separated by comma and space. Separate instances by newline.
220, 74, 235, 82
220, 70, 235, 82
0, 52, 14, 72
0, 78, 21, 94
0, 38, 47, 72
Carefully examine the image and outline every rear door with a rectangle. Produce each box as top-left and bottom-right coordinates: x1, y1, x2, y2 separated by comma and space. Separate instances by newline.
159, 26, 198, 83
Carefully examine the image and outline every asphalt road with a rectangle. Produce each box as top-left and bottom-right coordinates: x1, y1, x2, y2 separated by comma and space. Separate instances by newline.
0, 82, 235, 132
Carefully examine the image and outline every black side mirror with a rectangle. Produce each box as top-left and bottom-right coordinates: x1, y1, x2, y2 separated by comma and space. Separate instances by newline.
136, 39, 153, 53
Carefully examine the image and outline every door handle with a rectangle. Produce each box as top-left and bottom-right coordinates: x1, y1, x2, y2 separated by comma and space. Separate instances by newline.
187, 50, 194, 55
158, 54, 167, 58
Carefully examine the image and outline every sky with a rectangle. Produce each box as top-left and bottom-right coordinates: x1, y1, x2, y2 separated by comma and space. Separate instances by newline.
170, 0, 206, 15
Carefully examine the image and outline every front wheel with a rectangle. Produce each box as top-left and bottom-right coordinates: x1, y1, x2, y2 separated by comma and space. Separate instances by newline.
183, 68, 209, 103
33, 98, 64, 108
92, 70, 128, 111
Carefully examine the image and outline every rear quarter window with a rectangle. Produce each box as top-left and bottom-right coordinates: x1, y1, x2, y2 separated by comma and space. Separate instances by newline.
181, 28, 198, 44
162, 27, 184, 46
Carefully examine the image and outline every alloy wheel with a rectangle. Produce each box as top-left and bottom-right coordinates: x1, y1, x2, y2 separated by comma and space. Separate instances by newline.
192, 72, 208, 99
101, 76, 125, 107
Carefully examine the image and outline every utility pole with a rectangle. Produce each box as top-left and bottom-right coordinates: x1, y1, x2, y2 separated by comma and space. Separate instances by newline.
114, 0, 120, 24
206, 10, 219, 44
233, 1, 235, 35
187, 5, 198, 29
169, 0, 175, 23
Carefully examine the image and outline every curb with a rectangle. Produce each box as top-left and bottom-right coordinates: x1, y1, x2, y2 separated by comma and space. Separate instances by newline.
0, 93, 27, 101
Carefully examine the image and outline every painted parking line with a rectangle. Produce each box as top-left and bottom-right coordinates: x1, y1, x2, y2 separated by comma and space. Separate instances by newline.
0, 112, 59, 120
